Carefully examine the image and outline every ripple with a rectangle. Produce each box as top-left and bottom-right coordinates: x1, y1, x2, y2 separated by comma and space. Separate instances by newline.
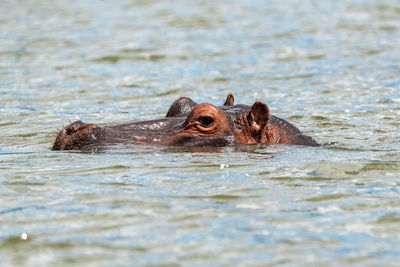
345, 161, 400, 175
376, 216, 400, 224
304, 194, 351, 202
91, 54, 168, 63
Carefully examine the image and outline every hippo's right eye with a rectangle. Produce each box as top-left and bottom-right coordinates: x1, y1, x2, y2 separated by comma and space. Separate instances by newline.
198, 116, 214, 127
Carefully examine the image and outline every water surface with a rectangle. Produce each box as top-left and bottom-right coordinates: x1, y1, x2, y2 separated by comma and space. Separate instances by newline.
1, 0, 400, 266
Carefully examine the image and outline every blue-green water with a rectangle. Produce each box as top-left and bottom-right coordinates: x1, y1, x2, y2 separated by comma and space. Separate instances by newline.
1, 0, 400, 266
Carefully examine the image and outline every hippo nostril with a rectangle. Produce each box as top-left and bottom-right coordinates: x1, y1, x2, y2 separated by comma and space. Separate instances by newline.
198, 116, 214, 127
65, 121, 85, 135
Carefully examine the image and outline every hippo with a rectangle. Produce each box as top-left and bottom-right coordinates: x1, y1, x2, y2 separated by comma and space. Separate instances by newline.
52, 94, 319, 150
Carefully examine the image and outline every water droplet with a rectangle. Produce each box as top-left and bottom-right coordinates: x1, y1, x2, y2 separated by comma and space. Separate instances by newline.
20, 232, 28, 240
220, 164, 229, 169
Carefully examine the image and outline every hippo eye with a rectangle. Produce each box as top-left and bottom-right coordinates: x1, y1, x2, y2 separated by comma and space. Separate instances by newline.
198, 116, 214, 127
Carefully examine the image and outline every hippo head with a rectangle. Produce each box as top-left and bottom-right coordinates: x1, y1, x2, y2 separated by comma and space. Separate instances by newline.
52, 94, 318, 150
164, 95, 270, 146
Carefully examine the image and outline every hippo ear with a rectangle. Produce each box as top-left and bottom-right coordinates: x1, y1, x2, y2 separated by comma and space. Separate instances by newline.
223, 93, 234, 106
247, 102, 269, 140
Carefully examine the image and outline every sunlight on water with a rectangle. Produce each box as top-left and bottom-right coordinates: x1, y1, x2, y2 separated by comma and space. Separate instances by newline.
1, 0, 400, 266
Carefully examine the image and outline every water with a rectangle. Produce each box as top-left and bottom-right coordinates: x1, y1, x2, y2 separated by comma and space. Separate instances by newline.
1, 0, 400, 265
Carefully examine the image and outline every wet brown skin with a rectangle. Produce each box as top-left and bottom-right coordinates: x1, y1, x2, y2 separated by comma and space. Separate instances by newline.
52, 94, 319, 150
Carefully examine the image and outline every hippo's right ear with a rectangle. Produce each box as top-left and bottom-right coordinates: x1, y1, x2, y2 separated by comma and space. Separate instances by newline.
246, 102, 269, 142
223, 93, 234, 106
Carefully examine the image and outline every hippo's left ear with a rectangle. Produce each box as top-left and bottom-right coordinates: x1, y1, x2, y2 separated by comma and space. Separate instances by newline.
247, 102, 269, 142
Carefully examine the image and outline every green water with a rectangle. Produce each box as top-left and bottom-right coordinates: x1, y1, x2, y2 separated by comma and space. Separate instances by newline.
1, 0, 400, 266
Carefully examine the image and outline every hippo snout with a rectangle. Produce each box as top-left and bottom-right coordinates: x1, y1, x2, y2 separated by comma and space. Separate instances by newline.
52, 121, 97, 150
